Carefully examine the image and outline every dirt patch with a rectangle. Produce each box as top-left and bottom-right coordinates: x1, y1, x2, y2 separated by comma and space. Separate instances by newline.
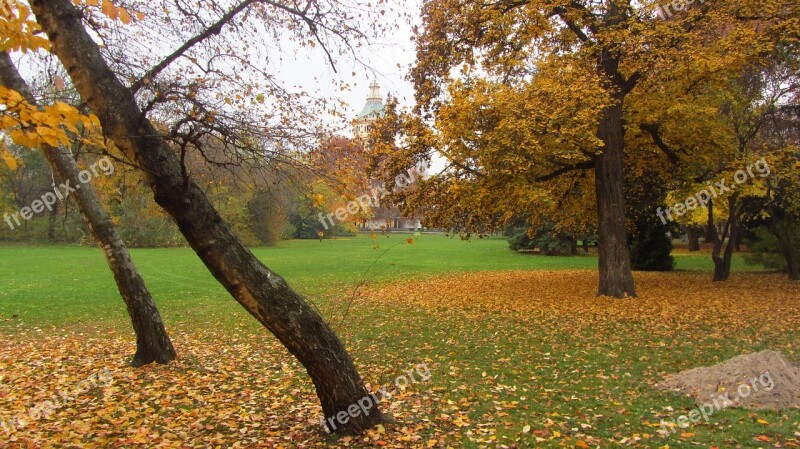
657, 350, 800, 410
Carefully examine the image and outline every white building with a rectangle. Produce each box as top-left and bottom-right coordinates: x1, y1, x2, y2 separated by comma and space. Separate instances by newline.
352, 81, 422, 231
353, 80, 386, 139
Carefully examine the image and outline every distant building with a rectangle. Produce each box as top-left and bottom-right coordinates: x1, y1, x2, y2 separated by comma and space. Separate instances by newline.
353, 79, 385, 139
352, 80, 422, 231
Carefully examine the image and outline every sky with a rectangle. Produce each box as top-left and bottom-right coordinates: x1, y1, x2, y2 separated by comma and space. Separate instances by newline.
12, 0, 423, 145
266, 0, 421, 137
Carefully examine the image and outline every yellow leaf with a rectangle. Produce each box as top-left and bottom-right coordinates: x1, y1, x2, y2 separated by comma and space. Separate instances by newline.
53, 101, 75, 116
2, 150, 18, 171
8, 129, 37, 148
118, 7, 131, 24
101, 0, 118, 20
0, 115, 18, 129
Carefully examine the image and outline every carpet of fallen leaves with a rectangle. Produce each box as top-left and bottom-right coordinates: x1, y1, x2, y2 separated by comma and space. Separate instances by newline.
2, 270, 800, 448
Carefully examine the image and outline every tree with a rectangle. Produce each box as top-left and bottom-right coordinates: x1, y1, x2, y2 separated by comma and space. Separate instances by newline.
761, 102, 800, 280
410, 1, 643, 297
27, 0, 386, 434
406, 0, 797, 297
643, 45, 798, 281
1, 142, 54, 238
0, 51, 176, 366
371, 81, 601, 245
507, 220, 581, 256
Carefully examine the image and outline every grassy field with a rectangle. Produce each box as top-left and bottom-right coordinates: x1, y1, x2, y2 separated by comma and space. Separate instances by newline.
0, 234, 757, 330
1, 235, 797, 449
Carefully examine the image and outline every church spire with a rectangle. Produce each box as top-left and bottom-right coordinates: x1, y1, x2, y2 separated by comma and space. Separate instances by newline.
367, 79, 381, 101
354, 79, 386, 138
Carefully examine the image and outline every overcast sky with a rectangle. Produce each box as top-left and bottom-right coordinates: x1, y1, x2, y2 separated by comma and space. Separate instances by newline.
13, 0, 422, 141
269, 0, 421, 136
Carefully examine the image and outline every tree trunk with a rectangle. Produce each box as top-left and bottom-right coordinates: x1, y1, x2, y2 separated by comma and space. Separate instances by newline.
712, 195, 739, 282
786, 240, 800, 281
767, 204, 800, 281
777, 231, 800, 280
30, 0, 385, 434
47, 200, 58, 241
705, 199, 718, 244
595, 100, 637, 298
0, 52, 176, 366
687, 226, 700, 252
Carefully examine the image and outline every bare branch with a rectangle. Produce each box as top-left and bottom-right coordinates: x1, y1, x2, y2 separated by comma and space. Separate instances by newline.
130, 0, 257, 93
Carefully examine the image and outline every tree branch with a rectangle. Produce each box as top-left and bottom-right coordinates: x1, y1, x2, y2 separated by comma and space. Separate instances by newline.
533, 159, 595, 183
639, 123, 680, 164
130, 0, 257, 93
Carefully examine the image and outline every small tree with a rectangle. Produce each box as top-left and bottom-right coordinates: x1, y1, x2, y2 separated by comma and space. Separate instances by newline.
0, 51, 176, 366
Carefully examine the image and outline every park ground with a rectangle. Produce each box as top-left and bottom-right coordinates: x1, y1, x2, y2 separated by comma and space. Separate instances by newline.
1, 235, 799, 448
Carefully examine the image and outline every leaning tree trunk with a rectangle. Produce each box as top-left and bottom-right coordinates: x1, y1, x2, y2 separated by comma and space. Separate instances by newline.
0, 52, 176, 366
30, 0, 385, 434
712, 195, 740, 282
595, 100, 637, 298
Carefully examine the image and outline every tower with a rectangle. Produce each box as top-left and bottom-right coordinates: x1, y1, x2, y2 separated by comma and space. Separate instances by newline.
353, 80, 385, 138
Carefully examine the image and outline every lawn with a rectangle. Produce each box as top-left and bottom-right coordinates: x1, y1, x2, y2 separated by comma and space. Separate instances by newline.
0, 234, 756, 330
1, 235, 797, 448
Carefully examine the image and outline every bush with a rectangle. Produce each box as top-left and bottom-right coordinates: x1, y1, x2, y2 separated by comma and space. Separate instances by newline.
624, 166, 675, 271
507, 223, 577, 256
744, 223, 800, 271
629, 217, 675, 271
113, 190, 185, 248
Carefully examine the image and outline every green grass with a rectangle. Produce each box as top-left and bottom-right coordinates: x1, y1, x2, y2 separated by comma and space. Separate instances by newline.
2, 235, 789, 448
0, 234, 754, 329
